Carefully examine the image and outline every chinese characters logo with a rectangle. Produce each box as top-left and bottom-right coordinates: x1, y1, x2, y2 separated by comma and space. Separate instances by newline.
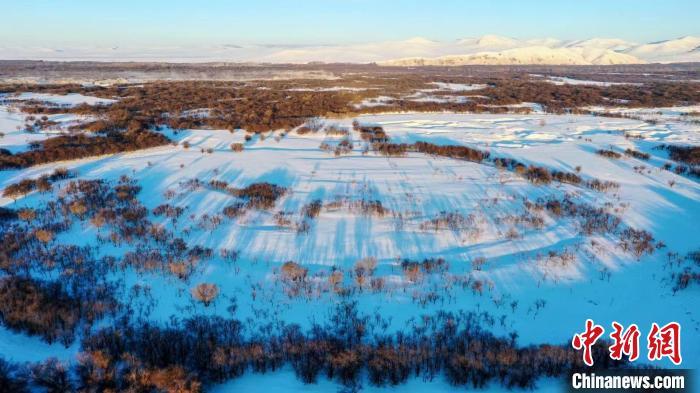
572, 319, 681, 366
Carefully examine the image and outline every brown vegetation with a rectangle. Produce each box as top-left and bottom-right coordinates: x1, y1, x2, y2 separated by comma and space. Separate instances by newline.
191, 283, 220, 307
624, 148, 650, 160
596, 149, 621, 159
2, 168, 75, 198
0, 132, 168, 170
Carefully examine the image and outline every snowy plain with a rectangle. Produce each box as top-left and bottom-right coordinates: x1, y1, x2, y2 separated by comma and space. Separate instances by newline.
0, 94, 698, 390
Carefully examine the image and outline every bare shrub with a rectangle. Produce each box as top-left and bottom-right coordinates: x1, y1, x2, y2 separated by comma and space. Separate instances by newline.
273, 211, 294, 228
296, 219, 311, 234
670, 250, 700, 292
297, 117, 323, 135
281, 261, 307, 282
325, 125, 349, 136
618, 228, 657, 258
585, 178, 619, 192
372, 142, 410, 157
169, 262, 191, 280
355, 199, 387, 216
334, 139, 354, 156
354, 257, 378, 288
420, 211, 472, 232
328, 269, 344, 291
401, 258, 448, 278
191, 283, 220, 307
69, 201, 88, 218
302, 199, 323, 219
471, 256, 487, 271
152, 204, 185, 219
505, 227, 521, 240
596, 149, 621, 159
222, 202, 246, 218
230, 143, 244, 152
35, 229, 54, 243
357, 125, 389, 143
17, 208, 37, 222
525, 166, 553, 184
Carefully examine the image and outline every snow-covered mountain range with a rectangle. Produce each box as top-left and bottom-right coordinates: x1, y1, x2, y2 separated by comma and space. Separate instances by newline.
378, 35, 700, 66
1, 35, 699, 65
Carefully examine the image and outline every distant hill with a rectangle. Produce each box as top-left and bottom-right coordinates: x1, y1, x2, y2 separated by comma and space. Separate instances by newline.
2, 35, 699, 65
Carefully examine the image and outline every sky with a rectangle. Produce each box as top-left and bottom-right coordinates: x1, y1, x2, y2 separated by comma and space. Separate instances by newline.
2, 0, 699, 47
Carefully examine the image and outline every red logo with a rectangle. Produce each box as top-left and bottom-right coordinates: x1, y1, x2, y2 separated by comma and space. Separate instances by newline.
572, 319, 605, 366
573, 320, 682, 366
609, 322, 640, 361
647, 322, 682, 365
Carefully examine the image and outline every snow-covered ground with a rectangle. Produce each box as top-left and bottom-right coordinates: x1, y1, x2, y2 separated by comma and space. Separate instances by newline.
0, 102, 698, 389
531, 74, 640, 87
2, 92, 117, 107
0, 105, 96, 153
425, 82, 488, 92
399, 82, 489, 104
354, 96, 395, 108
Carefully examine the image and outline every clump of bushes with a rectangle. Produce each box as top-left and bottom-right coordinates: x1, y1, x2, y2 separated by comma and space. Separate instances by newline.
2, 167, 75, 198
414, 141, 487, 162
302, 199, 323, 219
596, 149, 621, 159
525, 166, 553, 184
618, 228, 660, 259
624, 148, 650, 160
354, 121, 390, 143
191, 283, 220, 307
419, 211, 473, 232
670, 250, 700, 293
401, 258, 448, 275
231, 182, 287, 209
372, 142, 410, 157
230, 143, 244, 152
222, 202, 246, 218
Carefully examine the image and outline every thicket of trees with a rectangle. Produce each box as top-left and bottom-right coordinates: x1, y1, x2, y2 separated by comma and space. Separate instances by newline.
0, 276, 99, 346
0, 131, 168, 170
0, 303, 629, 392
664, 144, 700, 165
2, 167, 75, 198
